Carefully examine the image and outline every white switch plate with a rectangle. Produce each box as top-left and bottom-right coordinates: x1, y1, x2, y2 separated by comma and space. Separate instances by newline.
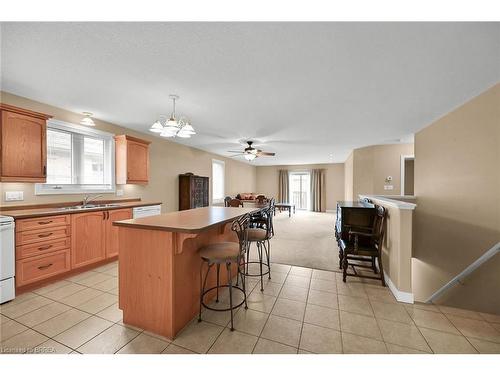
116, 189, 124, 197
384, 185, 394, 190
5, 191, 24, 201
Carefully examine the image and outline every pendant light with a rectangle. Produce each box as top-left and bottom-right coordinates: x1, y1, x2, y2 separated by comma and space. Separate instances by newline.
149, 95, 196, 138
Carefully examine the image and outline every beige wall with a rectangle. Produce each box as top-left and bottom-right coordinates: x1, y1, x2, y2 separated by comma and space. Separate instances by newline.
413, 83, 500, 313
256, 163, 344, 211
0, 92, 257, 212
345, 143, 415, 200
344, 152, 354, 201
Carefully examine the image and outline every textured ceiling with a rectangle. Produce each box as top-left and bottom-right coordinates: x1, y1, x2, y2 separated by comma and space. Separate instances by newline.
1, 22, 499, 165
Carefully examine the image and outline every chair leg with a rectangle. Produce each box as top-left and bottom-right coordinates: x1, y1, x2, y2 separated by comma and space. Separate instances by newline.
265, 239, 271, 280
215, 263, 220, 303
198, 262, 211, 322
372, 257, 378, 274
377, 254, 386, 287
238, 261, 248, 309
227, 262, 235, 331
338, 247, 343, 270
258, 242, 264, 292
342, 253, 348, 283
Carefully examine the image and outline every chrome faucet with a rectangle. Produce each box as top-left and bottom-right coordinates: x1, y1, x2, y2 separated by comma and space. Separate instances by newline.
82, 194, 103, 207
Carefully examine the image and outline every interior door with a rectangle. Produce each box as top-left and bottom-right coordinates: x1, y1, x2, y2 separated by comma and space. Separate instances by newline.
106, 208, 132, 258
71, 211, 106, 268
289, 172, 311, 210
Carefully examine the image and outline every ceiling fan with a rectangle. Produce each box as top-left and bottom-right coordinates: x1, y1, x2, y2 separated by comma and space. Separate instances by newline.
227, 141, 276, 161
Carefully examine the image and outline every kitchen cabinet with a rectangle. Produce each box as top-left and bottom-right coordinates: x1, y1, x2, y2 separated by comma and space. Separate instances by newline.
71, 211, 106, 269
0, 104, 51, 182
105, 208, 132, 258
115, 135, 151, 184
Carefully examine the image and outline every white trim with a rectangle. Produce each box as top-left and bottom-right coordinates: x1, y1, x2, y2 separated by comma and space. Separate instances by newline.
35, 119, 116, 195
384, 271, 414, 304
400, 154, 415, 196
359, 194, 417, 210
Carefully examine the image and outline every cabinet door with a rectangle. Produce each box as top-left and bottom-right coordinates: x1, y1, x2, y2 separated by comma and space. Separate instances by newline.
127, 141, 149, 183
1, 110, 46, 181
71, 211, 106, 269
105, 208, 132, 258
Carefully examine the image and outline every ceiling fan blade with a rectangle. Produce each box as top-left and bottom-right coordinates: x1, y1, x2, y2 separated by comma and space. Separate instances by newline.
229, 154, 245, 158
227, 150, 244, 153
257, 151, 276, 156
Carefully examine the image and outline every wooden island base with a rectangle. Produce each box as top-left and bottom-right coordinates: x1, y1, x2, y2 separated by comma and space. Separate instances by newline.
115, 207, 257, 339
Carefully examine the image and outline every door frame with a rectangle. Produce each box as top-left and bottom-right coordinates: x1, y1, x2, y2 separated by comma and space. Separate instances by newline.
400, 154, 415, 196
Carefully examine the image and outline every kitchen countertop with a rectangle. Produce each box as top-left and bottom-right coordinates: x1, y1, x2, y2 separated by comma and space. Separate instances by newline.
113, 206, 259, 234
0, 200, 162, 219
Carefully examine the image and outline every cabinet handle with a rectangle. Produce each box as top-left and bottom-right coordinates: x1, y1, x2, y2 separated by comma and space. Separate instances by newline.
38, 220, 53, 225
103, 211, 106, 219
38, 232, 53, 238
43, 165, 47, 176
38, 263, 53, 270
38, 245, 52, 251
106, 211, 110, 220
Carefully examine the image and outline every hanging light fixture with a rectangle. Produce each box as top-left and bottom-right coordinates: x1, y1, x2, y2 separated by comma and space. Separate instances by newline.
149, 95, 196, 138
80, 112, 95, 126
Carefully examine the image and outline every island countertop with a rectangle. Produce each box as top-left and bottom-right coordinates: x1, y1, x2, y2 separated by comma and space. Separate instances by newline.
113, 206, 259, 233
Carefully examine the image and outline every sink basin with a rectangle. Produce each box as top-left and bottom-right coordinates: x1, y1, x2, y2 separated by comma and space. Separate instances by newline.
60, 203, 121, 210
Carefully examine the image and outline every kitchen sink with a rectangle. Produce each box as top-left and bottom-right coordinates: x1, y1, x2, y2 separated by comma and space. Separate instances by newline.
60, 203, 121, 210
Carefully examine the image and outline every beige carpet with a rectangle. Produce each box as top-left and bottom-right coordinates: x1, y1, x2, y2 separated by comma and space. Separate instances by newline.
258, 210, 338, 271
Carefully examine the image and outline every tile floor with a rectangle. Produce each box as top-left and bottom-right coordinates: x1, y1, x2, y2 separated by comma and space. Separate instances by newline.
1, 260, 500, 354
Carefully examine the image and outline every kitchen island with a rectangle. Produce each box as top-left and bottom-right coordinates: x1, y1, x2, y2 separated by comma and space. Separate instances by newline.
113, 206, 258, 339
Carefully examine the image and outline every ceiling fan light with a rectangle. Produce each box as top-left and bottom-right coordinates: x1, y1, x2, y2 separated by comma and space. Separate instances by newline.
149, 121, 163, 133
244, 153, 256, 161
80, 112, 95, 127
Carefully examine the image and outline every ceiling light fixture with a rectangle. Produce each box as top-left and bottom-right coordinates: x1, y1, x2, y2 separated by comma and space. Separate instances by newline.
80, 112, 95, 127
149, 95, 196, 138
244, 153, 257, 161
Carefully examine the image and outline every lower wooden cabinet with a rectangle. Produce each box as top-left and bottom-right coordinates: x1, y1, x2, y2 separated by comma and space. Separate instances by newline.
16, 249, 71, 287
71, 211, 106, 269
105, 208, 132, 258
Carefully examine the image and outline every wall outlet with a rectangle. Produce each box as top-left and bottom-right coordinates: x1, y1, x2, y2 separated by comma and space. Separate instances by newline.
384, 185, 394, 191
5, 191, 24, 201
116, 189, 124, 197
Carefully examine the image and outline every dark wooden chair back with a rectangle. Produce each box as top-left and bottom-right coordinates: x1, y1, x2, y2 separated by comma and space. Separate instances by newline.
371, 205, 386, 248
224, 196, 232, 207
229, 198, 244, 207
256, 195, 267, 204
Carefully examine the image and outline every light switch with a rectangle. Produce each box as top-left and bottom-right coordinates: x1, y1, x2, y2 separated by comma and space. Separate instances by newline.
5, 191, 24, 201
384, 185, 394, 191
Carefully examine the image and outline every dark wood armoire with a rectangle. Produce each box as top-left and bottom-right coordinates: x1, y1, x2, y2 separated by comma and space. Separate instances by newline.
178, 173, 209, 211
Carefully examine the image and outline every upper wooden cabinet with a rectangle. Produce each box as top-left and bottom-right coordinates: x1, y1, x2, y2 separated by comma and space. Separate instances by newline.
115, 135, 151, 184
0, 104, 52, 182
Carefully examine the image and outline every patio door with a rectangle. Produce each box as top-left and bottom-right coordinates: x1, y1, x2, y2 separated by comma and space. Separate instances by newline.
289, 172, 310, 210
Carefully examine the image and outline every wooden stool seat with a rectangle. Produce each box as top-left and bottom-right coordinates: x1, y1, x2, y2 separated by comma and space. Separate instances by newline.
199, 242, 240, 263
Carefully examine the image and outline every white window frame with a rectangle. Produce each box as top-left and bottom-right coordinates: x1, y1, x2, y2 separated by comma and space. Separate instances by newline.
35, 119, 116, 195
212, 159, 225, 204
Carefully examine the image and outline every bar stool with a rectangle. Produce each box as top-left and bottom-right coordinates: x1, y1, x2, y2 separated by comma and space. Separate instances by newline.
198, 214, 250, 331
243, 203, 274, 291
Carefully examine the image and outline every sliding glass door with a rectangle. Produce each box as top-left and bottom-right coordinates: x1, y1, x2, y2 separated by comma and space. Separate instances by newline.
289, 172, 310, 210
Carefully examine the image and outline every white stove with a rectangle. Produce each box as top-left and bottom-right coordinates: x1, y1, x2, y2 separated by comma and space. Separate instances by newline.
0, 215, 15, 303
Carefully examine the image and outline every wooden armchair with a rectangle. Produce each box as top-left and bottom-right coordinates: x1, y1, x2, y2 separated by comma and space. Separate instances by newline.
224, 196, 232, 207
340, 205, 387, 286
228, 198, 244, 208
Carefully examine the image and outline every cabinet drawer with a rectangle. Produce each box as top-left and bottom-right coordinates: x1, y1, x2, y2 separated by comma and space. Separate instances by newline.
17, 215, 70, 232
16, 226, 70, 246
16, 249, 70, 287
16, 237, 71, 260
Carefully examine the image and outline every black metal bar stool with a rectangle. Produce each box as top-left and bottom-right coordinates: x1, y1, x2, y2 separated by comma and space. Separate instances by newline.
243, 202, 274, 291
198, 214, 250, 331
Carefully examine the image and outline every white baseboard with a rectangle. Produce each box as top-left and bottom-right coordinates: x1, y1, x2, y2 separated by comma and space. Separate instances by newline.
384, 271, 414, 304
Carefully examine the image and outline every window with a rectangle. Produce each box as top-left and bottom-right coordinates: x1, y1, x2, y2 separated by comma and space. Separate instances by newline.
36, 119, 115, 194
212, 159, 225, 204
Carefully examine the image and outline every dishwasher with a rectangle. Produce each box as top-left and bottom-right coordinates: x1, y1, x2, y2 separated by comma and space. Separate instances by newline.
0, 215, 15, 304
132, 204, 162, 218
